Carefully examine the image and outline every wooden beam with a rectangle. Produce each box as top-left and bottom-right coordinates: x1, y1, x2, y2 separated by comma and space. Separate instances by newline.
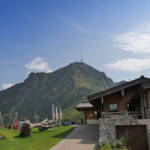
101, 97, 104, 104
143, 93, 147, 110
143, 92, 149, 119
121, 89, 125, 97
101, 97, 104, 112
140, 92, 145, 119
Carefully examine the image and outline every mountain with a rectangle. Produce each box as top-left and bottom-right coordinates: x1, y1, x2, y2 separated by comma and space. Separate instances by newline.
116, 80, 128, 86
114, 80, 128, 87
0, 62, 115, 124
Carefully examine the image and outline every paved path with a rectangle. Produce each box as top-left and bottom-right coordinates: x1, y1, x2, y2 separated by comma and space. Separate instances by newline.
50, 124, 99, 150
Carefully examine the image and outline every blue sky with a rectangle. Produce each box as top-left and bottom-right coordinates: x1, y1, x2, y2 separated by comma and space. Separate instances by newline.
1, 0, 150, 90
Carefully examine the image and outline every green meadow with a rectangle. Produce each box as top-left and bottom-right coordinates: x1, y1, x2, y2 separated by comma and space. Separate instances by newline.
0, 126, 75, 150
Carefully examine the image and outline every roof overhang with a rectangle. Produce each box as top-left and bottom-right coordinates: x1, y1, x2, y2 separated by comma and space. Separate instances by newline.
88, 76, 150, 103
75, 103, 95, 111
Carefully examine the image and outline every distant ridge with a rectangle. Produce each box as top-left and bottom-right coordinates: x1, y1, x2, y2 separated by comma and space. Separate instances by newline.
116, 80, 128, 86
0, 62, 116, 123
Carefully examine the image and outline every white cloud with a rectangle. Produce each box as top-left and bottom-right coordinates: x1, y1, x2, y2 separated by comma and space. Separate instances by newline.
2, 83, 13, 90
25, 57, 52, 72
115, 24, 150, 53
106, 58, 150, 72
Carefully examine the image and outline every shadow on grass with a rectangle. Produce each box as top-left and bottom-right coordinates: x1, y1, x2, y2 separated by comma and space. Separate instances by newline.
14, 128, 54, 138
14, 134, 30, 138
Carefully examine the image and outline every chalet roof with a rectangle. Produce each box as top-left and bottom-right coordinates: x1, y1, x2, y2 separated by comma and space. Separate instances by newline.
142, 82, 150, 89
75, 102, 94, 111
88, 76, 150, 102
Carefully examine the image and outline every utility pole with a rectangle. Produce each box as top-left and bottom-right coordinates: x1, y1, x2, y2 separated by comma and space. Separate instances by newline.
13, 112, 18, 122
0, 111, 4, 126
34, 114, 40, 123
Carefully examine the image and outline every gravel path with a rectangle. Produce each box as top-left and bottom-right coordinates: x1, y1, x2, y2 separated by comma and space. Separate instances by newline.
50, 124, 99, 150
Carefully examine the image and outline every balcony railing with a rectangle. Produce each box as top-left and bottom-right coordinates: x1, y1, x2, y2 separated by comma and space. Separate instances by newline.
101, 111, 141, 119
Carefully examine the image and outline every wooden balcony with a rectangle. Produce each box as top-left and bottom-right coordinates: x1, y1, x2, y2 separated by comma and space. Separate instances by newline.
101, 111, 141, 119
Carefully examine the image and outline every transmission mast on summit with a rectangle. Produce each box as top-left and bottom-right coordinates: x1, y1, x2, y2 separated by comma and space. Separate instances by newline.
81, 52, 83, 63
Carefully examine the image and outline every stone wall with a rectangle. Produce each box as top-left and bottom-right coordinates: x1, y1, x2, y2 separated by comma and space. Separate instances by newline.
99, 115, 138, 145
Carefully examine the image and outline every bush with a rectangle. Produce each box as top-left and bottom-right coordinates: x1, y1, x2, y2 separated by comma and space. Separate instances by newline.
99, 136, 128, 150
20, 122, 32, 137
99, 140, 113, 150
114, 136, 127, 148
119, 136, 128, 146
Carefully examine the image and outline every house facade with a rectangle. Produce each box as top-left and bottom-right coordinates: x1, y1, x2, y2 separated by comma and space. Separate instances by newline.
76, 76, 150, 150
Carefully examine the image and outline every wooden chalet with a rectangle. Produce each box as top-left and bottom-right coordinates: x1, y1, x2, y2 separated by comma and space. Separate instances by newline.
76, 76, 150, 123
76, 76, 150, 150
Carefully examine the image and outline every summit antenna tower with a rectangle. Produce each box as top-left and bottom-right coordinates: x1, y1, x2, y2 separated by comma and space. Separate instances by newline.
81, 52, 83, 63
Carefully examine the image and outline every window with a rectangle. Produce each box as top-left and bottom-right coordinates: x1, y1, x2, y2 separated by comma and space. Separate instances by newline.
109, 104, 118, 112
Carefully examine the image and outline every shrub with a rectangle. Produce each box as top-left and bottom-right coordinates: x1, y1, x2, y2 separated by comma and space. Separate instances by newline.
99, 136, 128, 150
120, 136, 128, 146
99, 140, 113, 150
114, 136, 128, 148
20, 122, 32, 137
115, 142, 122, 148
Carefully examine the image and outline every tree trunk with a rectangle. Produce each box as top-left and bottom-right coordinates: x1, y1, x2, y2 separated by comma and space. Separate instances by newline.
20, 119, 54, 137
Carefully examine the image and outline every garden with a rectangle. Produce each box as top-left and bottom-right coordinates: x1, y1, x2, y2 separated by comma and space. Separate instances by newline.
99, 129, 132, 150
0, 125, 75, 150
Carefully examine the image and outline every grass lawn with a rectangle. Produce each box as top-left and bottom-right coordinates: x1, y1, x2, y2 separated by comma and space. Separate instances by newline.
0, 125, 75, 150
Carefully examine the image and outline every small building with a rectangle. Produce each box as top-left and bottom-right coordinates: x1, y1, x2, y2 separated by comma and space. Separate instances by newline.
76, 102, 99, 124
76, 76, 150, 150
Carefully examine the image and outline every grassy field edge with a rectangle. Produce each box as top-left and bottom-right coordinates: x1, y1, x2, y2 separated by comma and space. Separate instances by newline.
0, 125, 75, 150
